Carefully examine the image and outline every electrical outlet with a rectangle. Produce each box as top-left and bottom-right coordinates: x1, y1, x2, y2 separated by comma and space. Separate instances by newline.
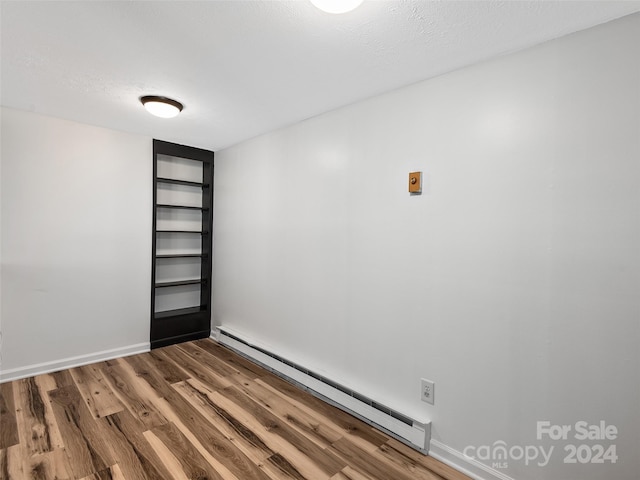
421, 378, 435, 405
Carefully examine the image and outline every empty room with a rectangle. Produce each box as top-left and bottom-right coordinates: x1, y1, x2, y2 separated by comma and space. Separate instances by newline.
1, 1, 639, 480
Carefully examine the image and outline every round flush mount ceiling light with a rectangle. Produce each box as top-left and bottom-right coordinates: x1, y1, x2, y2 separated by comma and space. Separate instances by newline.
309, 0, 364, 14
140, 96, 183, 118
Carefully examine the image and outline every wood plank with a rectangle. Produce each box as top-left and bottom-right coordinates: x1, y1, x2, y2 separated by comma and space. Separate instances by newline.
0, 383, 19, 449
25, 448, 74, 480
330, 437, 417, 480
0, 445, 25, 479
48, 384, 114, 479
265, 453, 308, 480
49, 370, 75, 389
32, 376, 65, 451
229, 375, 343, 449
160, 387, 272, 480
13, 377, 54, 455
146, 394, 242, 480
143, 429, 191, 480
373, 443, 445, 480
98, 359, 167, 429
218, 385, 346, 478
153, 345, 232, 390
383, 439, 471, 480
330, 466, 375, 480
194, 340, 266, 379
99, 410, 172, 480
148, 422, 225, 480
146, 350, 191, 384
172, 379, 302, 480
256, 375, 388, 451
79, 463, 126, 480
70, 364, 124, 419
173, 379, 274, 462
29, 374, 58, 395
121, 352, 176, 398
177, 341, 239, 377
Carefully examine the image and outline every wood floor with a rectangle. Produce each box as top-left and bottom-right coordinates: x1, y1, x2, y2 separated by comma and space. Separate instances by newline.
0, 339, 469, 480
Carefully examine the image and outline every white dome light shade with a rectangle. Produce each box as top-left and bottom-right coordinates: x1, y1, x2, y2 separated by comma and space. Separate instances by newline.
140, 96, 183, 118
310, 0, 364, 14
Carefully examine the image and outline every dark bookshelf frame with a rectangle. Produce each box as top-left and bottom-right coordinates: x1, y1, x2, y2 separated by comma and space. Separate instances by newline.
151, 139, 214, 349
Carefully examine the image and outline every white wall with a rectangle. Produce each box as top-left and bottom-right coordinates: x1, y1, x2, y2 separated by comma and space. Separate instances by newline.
214, 13, 640, 480
0, 108, 152, 378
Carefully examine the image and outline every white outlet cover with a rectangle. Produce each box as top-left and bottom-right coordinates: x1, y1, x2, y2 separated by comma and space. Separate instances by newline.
421, 378, 435, 405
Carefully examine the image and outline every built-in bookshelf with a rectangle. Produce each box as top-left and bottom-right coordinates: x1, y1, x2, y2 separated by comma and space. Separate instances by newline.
151, 140, 214, 349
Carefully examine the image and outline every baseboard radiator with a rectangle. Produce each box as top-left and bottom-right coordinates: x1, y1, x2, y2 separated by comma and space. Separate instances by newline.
215, 327, 431, 454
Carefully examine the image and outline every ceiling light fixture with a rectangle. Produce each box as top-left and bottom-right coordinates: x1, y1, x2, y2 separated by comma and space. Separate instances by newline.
140, 96, 183, 118
310, 0, 364, 14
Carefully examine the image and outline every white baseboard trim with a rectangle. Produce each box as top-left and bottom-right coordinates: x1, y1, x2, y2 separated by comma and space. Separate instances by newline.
0, 342, 150, 383
210, 328, 220, 341
429, 439, 516, 480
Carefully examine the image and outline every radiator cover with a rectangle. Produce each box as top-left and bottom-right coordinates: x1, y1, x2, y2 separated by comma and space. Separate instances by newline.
215, 327, 431, 454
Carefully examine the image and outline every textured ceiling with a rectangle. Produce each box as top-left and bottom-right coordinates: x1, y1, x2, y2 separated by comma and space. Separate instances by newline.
2, 1, 639, 151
